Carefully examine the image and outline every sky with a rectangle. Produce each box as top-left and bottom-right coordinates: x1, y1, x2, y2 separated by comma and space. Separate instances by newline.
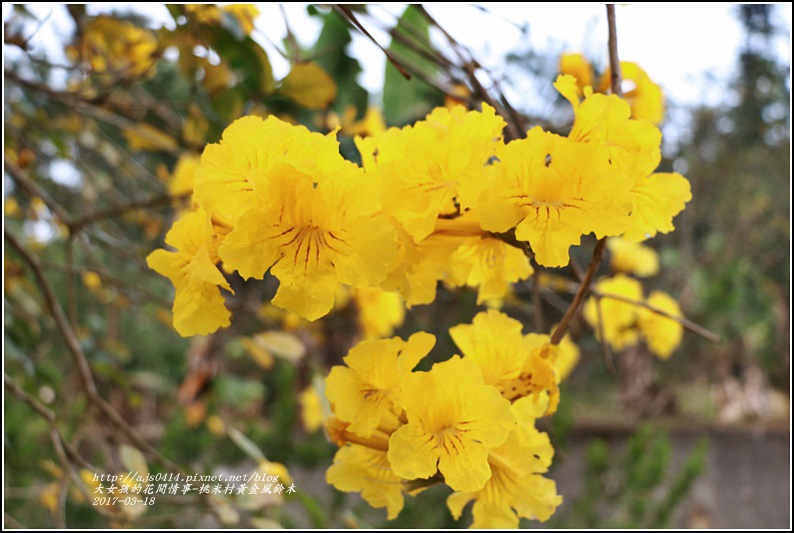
6, 3, 791, 107
4, 2, 792, 150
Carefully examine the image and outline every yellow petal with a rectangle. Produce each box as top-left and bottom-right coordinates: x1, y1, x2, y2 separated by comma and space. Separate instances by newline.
607, 237, 659, 277
271, 255, 338, 321
327, 444, 405, 520
583, 275, 644, 351
623, 172, 691, 242
638, 290, 684, 359
387, 422, 440, 481
389, 357, 514, 491
558, 54, 594, 96
172, 277, 231, 336
449, 309, 528, 393
253, 331, 305, 362
438, 439, 492, 493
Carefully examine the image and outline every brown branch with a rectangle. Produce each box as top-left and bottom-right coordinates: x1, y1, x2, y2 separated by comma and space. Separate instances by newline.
381, 14, 455, 70
68, 192, 190, 233
6, 232, 99, 396
4, 373, 94, 472
549, 6, 625, 344
5, 69, 181, 156
414, 5, 469, 65
51, 429, 71, 528
550, 238, 607, 345
4, 231, 181, 472
41, 261, 172, 307
6, 160, 185, 237
592, 290, 722, 343
594, 295, 615, 372
65, 236, 79, 329
464, 62, 522, 141
415, 5, 525, 139
5, 160, 71, 224
279, 4, 302, 62
334, 5, 413, 80
606, 5, 623, 97
531, 265, 545, 333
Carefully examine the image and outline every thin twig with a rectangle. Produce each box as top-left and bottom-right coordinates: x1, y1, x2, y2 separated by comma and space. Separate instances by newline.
549, 6, 625, 343
278, 4, 302, 62
334, 5, 412, 80
531, 265, 545, 333
5, 69, 181, 156
68, 192, 190, 233
5, 231, 180, 472
594, 295, 615, 372
606, 5, 623, 98
6, 232, 98, 396
4, 373, 94, 471
415, 5, 523, 139
414, 5, 469, 65
550, 239, 607, 345
592, 290, 721, 343
5, 160, 71, 223
41, 261, 172, 306
66, 236, 79, 329
51, 429, 71, 528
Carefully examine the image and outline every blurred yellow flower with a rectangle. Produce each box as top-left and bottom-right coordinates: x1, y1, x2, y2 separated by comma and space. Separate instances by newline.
638, 291, 684, 359
599, 61, 665, 124
168, 153, 200, 197
583, 275, 644, 351
298, 383, 326, 433
353, 287, 405, 340
554, 331, 580, 383
558, 53, 594, 96
607, 237, 660, 277
74, 16, 157, 77
224, 4, 259, 35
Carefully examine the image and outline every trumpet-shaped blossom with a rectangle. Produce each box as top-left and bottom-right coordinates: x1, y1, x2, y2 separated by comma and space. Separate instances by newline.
387, 356, 515, 492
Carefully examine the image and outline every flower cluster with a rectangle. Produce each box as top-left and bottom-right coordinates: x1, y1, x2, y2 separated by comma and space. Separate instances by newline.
584, 274, 684, 360
559, 54, 665, 124
146, 72, 692, 527
148, 75, 689, 335
580, 236, 685, 360
324, 310, 575, 527
67, 16, 158, 77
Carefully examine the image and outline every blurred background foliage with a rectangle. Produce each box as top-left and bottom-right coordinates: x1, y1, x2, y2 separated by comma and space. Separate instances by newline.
3, 3, 790, 529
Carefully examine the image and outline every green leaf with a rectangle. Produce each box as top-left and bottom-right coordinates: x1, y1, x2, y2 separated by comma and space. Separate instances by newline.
210, 86, 244, 122
382, 5, 443, 126
294, 491, 329, 528
119, 444, 149, 478
201, 24, 275, 97
226, 425, 266, 462
311, 10, 368, 118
